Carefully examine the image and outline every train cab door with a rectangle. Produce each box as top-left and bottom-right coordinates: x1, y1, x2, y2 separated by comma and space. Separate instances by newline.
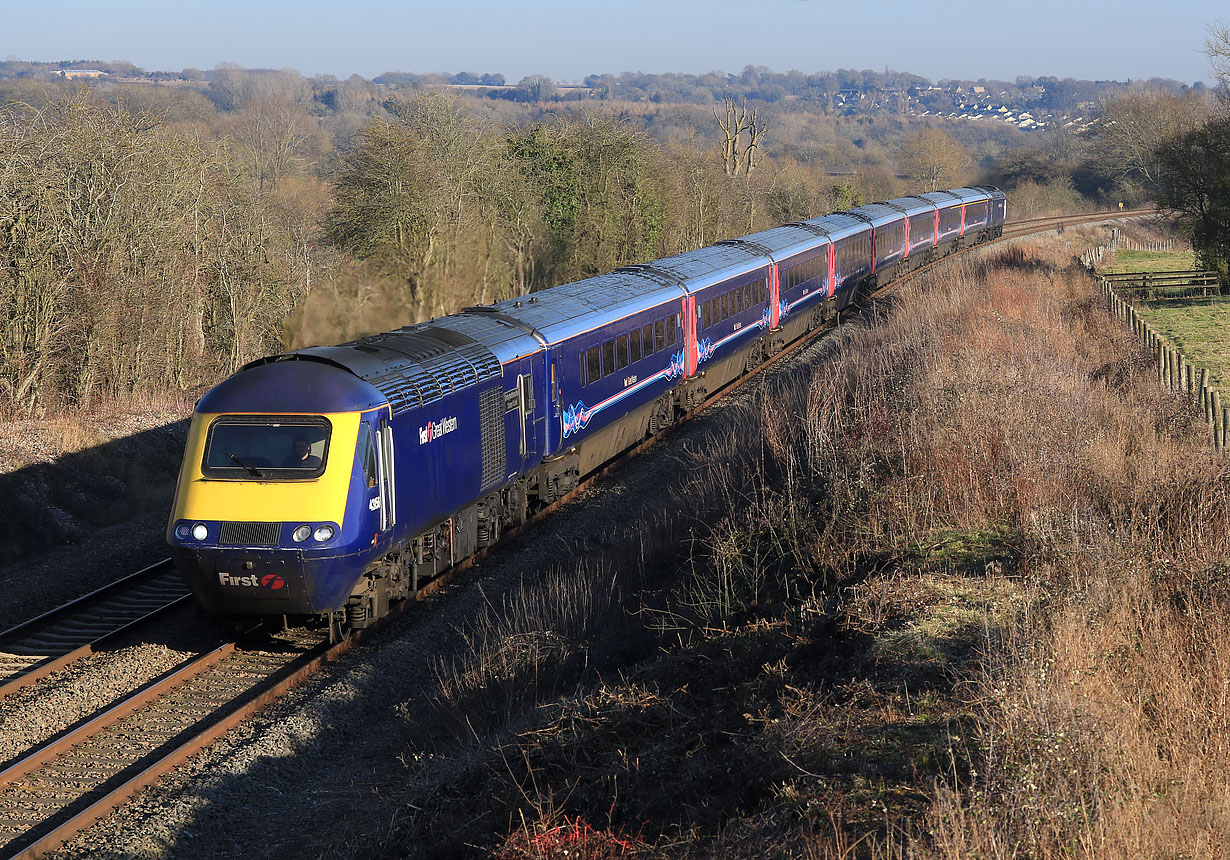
373, 414, 396, 533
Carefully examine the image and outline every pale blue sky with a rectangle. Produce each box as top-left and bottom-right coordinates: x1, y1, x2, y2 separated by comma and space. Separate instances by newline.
3, 0, 1221, 85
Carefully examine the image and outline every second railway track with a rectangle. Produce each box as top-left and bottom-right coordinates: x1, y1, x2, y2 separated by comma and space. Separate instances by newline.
0, 561, 192, 699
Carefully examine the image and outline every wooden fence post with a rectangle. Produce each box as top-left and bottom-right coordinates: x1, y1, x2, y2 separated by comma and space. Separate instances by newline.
1210, 391, 1220, 455
1200, 368, 1211, 422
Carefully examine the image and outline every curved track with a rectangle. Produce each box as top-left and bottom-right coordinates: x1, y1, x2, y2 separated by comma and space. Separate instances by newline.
1000, 207, 1156, 240
0, 204, 1153, 860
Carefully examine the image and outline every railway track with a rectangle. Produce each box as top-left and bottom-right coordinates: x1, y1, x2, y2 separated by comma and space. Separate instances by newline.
0, 204, 1152, 859
1000, 207, 1156, 240
0, 631, 314, 858
0, 561, 191, 699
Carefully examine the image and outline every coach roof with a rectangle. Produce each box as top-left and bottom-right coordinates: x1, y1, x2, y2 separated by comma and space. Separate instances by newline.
471, 270, 688, 345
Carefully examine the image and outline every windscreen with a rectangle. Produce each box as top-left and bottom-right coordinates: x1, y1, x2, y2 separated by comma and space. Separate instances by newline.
202, 416, 331, 480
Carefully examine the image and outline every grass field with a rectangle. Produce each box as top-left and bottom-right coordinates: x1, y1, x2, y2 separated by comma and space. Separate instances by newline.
1136, 299, 1230, 389
1101, 248, 1199, 273
1098, 248, 1230, 388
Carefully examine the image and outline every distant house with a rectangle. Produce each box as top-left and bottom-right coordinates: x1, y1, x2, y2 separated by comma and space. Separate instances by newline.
58, 69, 106, 79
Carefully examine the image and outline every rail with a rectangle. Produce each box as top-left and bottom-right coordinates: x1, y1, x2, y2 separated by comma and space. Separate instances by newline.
0, 560, 191, 699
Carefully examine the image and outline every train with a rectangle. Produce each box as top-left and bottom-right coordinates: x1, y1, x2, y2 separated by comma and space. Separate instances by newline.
167, 185, 1006, 631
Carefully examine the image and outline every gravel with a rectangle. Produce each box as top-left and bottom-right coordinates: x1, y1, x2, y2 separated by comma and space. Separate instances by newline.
0, 603, 222, 766
0, 510, 172, 631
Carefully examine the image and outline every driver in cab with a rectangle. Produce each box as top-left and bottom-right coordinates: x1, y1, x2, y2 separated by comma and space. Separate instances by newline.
283, 435, 322, 469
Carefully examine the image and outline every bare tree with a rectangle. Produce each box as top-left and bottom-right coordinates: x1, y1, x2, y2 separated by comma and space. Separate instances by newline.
1091, 89, 1210, 191
228, 96, 319, 192
902, 128, 972, 192
713, 96, 770, 177
1208, 20, 1230, 94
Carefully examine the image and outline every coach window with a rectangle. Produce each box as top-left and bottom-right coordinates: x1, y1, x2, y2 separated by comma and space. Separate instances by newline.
616, 334, 629, 370
630, 329, 642, 363
602, 340, 615, 377
702, 300, 712, 330
743, 283, 751, 308
586, 346, 601, 385
642, 323, 654, 355
666, 317, 677, 347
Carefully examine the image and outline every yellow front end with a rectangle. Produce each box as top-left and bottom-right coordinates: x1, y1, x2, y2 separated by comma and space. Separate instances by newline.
169, 411, 363, 527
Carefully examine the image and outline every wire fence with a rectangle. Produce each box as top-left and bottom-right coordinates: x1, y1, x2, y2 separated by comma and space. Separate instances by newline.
1081, 228, 1228, 449
1096, 276, 1230, 451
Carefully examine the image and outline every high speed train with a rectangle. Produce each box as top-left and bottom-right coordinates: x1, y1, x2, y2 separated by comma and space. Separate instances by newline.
167, 186, 1006, 630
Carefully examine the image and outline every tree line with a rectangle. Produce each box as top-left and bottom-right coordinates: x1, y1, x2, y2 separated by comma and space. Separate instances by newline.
4, 53, 1217, 418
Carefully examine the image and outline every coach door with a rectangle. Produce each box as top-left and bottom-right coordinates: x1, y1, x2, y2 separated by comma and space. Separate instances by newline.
826, 242, 836, 298
682, 296, 698, 377
769, 265, 781, 330
507, 358, 542, 473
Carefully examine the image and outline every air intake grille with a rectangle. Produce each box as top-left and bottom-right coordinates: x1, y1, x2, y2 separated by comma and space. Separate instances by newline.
219, 521, 281, 546
479, 386, 505, 489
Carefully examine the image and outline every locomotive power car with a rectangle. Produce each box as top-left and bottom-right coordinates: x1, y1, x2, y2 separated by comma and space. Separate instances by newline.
167, 186, 1006, 630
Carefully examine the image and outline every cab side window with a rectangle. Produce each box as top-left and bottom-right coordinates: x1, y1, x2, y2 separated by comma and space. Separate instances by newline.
357, 429, 377, 489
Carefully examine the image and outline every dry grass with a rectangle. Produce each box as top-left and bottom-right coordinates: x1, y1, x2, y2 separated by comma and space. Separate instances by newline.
381, 234, 1230, 859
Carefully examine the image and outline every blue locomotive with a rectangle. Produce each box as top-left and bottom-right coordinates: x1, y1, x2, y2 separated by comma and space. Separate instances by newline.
167, 186, 1006, 629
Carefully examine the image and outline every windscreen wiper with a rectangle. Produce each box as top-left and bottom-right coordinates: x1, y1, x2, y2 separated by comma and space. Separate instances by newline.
225, 451, 264, 477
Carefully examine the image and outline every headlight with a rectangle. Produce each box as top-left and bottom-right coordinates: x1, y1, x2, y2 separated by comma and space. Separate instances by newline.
313, 525, 335, 542
292, 524, 312, 542
191, 523, 208, 541
174, 523, 191, 540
